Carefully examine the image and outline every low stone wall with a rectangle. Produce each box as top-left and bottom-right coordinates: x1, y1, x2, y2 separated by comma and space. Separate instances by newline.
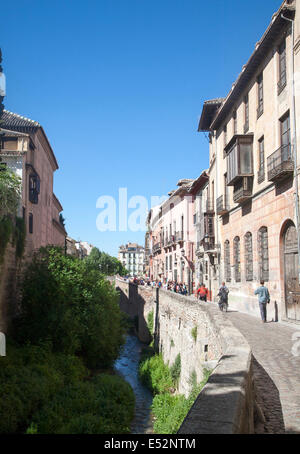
115, 278, 254, 434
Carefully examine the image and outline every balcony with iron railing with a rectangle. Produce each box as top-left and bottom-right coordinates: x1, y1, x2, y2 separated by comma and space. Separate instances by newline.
216, 195, 229, 216
153, 242, 162, 253
267, 143, 293, 182
233, 177, 253, 204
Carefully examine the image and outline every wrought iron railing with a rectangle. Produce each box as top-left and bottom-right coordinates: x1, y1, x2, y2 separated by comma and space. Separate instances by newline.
267, 143, 293, 181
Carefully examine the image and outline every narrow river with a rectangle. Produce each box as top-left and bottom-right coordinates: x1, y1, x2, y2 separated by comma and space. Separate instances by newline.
114, 334, 154, 434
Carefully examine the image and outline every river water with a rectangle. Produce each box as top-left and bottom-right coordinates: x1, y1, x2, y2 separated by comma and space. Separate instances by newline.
114, 334, 154, 434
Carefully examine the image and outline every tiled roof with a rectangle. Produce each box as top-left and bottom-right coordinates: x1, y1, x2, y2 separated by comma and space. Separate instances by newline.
1, 110, 40, 131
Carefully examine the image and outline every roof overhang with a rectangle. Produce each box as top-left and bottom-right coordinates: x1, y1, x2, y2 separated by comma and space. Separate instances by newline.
198, 99, 224, 132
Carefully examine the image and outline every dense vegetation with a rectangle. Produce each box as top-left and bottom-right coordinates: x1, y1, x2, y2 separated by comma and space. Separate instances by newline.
0, 166, 25, 263
0, 246, 135, 434
139, 347, 211, 434
84, 246, 128, 276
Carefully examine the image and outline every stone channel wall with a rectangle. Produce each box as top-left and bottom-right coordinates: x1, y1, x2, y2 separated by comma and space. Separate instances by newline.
115, 277, 255, 434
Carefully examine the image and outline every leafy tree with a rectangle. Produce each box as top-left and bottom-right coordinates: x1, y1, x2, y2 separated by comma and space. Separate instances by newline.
14, 246, 126, 368
0, 165, 21, 218
85, 247, 128, 276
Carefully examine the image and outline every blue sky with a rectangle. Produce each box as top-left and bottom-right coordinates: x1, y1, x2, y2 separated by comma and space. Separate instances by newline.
1, 0, 283, 256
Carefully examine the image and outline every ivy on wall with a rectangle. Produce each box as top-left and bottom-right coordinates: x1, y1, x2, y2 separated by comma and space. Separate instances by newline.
0, 168, 24, 264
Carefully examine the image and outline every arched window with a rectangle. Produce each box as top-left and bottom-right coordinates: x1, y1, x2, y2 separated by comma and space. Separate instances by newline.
244, 232, 253, 281
258, 227, 269, 281
233, 237, 241, 282
224, 240, 231, 282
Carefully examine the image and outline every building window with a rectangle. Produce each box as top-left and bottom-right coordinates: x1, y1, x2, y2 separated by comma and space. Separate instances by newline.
169, 255, 172, 271
278, 39, 287, 95
233, 110, 237, 135
29, 213, 33, 234
29, 174, 40, 204
244, 94, 249, 133
258, 227, 269, 282
223, 125, 227, 147
226, 135, 253, 185
233, 236, 241, 282
224, 240, 231, 282
280, 112, 290, 147
244, 232, 253, 281
166, 256, 168, 271
257, 73, 264, 118
258, 136, 265, 183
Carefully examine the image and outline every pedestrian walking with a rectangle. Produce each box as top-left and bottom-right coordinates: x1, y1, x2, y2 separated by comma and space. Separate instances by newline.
254, 280, 270, 323
218, 282, 229, 312
198, 283, 208, 302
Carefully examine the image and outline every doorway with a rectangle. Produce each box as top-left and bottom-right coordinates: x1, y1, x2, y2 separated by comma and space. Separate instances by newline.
284, 222, 300, 321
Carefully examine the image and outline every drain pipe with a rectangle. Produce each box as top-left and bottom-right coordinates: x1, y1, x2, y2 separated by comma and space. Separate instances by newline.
281, 12, 300, 283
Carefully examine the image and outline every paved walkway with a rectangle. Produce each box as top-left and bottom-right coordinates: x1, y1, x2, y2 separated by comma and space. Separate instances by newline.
225, 310, 300, 434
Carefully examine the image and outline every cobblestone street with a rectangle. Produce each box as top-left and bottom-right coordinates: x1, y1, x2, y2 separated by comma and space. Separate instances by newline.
225, 310, 300, 434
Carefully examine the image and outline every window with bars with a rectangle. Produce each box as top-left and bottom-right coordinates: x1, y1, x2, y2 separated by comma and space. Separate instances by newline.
258, 227, 269, 281
278, 39, 287, 94
233, 110, 237, 135
29, 213, 33, 234
244, 232, 253, 281
280, 112, 290, 147
258, 136, 265, 183
244, 94, 249, 133
257, 73, 264, 118
233, 236, 241, 282
29, 174, 40, 204
224, 240, 231, 282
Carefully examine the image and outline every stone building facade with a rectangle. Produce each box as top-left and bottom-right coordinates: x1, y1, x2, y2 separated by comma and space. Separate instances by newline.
0, 110, 67, 331
118, 242, 145, 277
198, 0, 300, 322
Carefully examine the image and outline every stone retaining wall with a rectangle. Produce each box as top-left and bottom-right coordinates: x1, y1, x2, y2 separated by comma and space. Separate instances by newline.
115, 278, 255, 434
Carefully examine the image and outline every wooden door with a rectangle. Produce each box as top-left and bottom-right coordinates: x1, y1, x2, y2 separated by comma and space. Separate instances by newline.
284, 224, 300, 321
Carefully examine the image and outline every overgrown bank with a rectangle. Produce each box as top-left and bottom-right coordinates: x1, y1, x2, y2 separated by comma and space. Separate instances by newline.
0, 247, 135, 434
138, 346, 211, 434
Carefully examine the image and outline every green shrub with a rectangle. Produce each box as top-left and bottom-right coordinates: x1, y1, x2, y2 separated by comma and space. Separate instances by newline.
191, 326, 197, 342
139, 353, 173, 395
170, 354, 181, 387
152, 393, 190, 434
33, 374, 135, 434
14, 247, 126, 369
147, 310, 154, 334
0, 342, 86, 434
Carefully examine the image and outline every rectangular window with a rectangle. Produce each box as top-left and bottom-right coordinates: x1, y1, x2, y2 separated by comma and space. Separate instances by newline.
244, 94, 249, 133
29, 213, 33, 234
233, 111, 237, 135
29, 174, 40, 204
278, 40, 287, 94
223, 125, 227, 147
226, 135, 253, 185
280, 113, 290, 147
258, 136, 265, 183
257, 73, 263, 118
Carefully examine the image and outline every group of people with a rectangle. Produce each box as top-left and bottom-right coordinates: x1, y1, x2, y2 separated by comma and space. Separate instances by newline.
124, 275, 271, 323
